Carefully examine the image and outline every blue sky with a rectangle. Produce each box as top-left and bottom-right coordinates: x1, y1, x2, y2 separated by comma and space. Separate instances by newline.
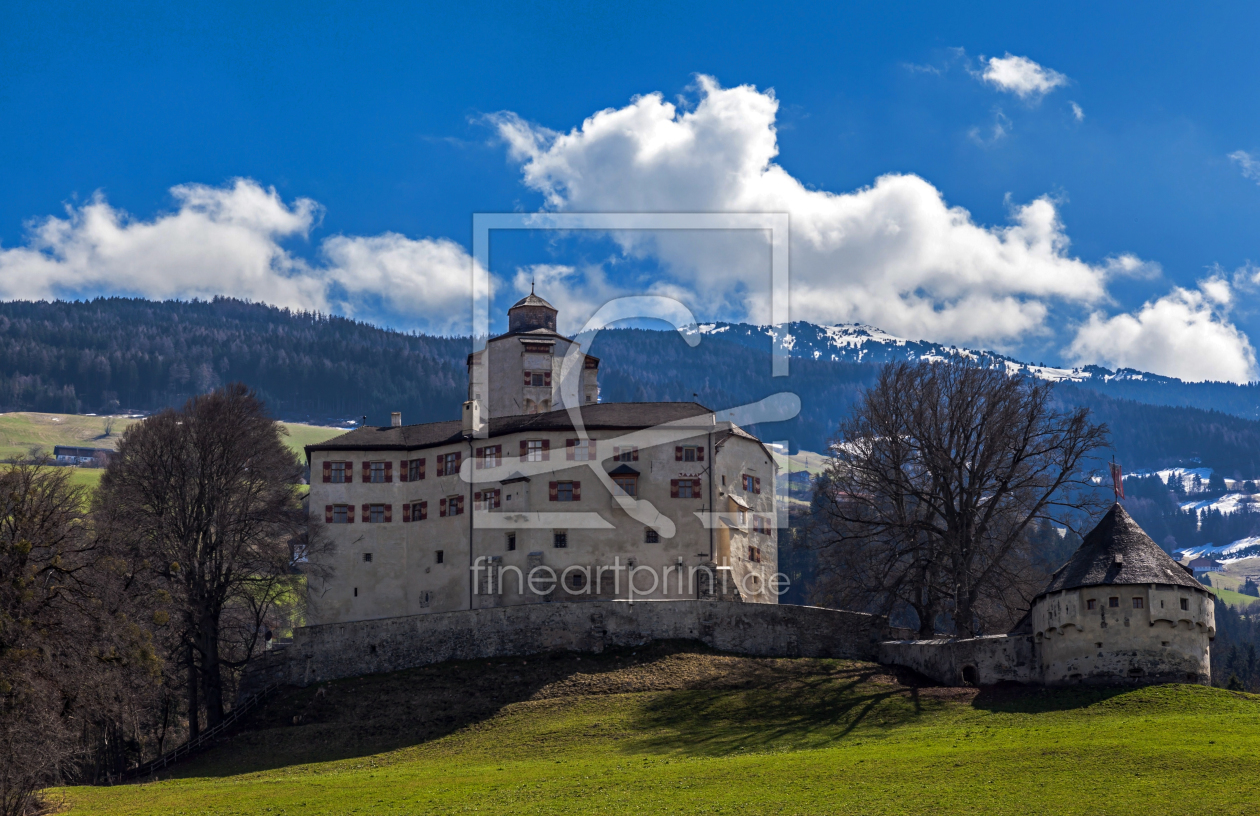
3, 1, 1260, 381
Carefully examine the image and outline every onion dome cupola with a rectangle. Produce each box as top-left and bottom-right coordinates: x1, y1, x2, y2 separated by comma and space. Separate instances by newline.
507, 284, 558, 333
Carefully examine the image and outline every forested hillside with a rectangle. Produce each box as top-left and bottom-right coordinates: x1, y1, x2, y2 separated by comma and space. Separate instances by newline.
0, 298, 470, 425
3, 297, 1260, 474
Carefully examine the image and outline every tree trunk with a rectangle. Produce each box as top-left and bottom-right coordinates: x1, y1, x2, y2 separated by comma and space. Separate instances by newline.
201, 620, 224, 728
186, 641, 200, 742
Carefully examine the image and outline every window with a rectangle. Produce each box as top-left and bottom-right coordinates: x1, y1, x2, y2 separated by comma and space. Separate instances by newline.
418, 591, 430, 608
370, 462, 386, 483
1109, 597, 1119, 608
553, 531, 568, 548
752, 516, 772, 535
566, 571, 586, 591
507, 533, 516, 552
440, 495, 464, 517
435, 550, 444, 564
1132, 597, 1144, 609
405, 458, 425, 481
1086, 599, 1097, 611
439, 452, 460, 476
476, 445, 502, 469
742, 474, 762, 494
645, 528, 660, 544
329, 504, 351, 524
552, 481, 577, 502
567, 439, 596, 461
671, 478, 700, 499
675, 445, 703, 462
404, 501, 427, 522
526, 370, 550, 387
736, 509, 748, 527
354, 587, 358, 597
612, 474, 637, 497
475, 489, 501, 511
368, 504, 387, 523
748, 545, 763, 563
1180, 598, 1189, 611
362, 552, 372, 563
524, 439, 549, 462
613, 446, 639, 462
330, 461, 348, 483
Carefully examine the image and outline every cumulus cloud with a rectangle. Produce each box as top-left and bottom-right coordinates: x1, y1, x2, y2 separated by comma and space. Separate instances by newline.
1230, 150, 1260, 183
492, 76, 1135, 349
1067, 278, 1257, 383
1070, 101, 1085, 121
980, 54, 1068, 99
0, 179, 482, 334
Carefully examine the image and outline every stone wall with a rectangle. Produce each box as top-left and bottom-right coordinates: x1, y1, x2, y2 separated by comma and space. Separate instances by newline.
239, 600, 890, 700
879, 635, 1036, 686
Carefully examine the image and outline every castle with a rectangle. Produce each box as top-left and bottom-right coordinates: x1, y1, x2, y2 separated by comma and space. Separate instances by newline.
265, 299, 1215, 694
303, 290, 780, 624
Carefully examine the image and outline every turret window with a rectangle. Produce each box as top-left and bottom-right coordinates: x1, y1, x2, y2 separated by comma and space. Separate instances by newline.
1180, 598, 1189, 611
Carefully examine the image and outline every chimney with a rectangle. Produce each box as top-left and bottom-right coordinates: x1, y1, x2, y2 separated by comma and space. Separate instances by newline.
391, 412, 402, 428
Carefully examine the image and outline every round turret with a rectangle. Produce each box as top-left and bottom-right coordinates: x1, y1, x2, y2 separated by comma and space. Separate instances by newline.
1031, 504, 1215, 686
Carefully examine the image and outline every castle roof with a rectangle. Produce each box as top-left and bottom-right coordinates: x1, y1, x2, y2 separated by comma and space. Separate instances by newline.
306, 401, 737, 454
1037, 503, 1204, 597
509, 291, 556, 311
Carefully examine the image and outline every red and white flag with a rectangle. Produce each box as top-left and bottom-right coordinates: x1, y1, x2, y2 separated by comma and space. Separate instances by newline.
1109, 461, 1125, 500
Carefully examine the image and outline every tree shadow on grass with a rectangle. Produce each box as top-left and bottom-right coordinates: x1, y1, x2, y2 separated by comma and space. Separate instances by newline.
969, 683, 1139, 714
624, 662, 949, 757
144, 640, 886, 781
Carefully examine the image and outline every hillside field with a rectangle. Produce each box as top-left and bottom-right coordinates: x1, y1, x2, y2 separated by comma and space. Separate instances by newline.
55, 643, 1260, 816
0, 412, 346, 488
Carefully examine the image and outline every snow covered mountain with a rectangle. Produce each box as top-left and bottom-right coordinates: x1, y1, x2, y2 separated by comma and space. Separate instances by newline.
692, 320, 1174, 384
689, 321, 1260, 420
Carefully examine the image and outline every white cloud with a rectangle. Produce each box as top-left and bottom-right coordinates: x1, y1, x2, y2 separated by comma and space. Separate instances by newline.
1067, 278, 1257, 383
1070, 101, 1085, 121
492, 76, 1134, 349
0, 179, 482, 334
980, 54, 1068, 100
1230, 150, 1260, 183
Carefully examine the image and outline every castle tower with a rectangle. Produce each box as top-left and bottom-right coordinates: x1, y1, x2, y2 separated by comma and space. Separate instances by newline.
1031, 503, 1215, 685
467, 288, 599, 417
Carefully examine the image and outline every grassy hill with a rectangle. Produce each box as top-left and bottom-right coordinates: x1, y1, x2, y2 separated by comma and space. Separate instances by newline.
0, 412, 345, 490
56, 642, 1260, 815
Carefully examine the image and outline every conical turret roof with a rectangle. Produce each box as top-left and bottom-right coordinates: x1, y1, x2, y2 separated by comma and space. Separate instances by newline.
1037, 503, 1203, 597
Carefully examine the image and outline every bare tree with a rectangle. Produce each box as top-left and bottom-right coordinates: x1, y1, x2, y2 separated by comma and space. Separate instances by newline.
95, 383, 307, 738
811, 361, 1108, 637
0, 459, 162, 814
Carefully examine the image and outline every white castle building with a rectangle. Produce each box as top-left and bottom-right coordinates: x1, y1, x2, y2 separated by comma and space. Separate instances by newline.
305, 291, 780, 624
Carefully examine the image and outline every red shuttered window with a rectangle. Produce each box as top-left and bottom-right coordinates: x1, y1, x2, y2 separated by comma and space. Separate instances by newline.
322, 462, 332, 483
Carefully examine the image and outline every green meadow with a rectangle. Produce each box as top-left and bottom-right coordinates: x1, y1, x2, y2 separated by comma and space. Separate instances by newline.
0, 412, 345, 492
54, 646, 1260, 816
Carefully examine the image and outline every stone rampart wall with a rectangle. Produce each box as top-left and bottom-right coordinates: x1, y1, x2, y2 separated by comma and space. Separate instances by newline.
879, 635, 1036, 686
240, 600, 890, 699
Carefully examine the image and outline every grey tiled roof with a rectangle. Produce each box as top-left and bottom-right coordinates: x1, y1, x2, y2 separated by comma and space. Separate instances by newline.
1037, 503, 1205, 596
306, 402, 721, 454
510, 292, 557, 310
